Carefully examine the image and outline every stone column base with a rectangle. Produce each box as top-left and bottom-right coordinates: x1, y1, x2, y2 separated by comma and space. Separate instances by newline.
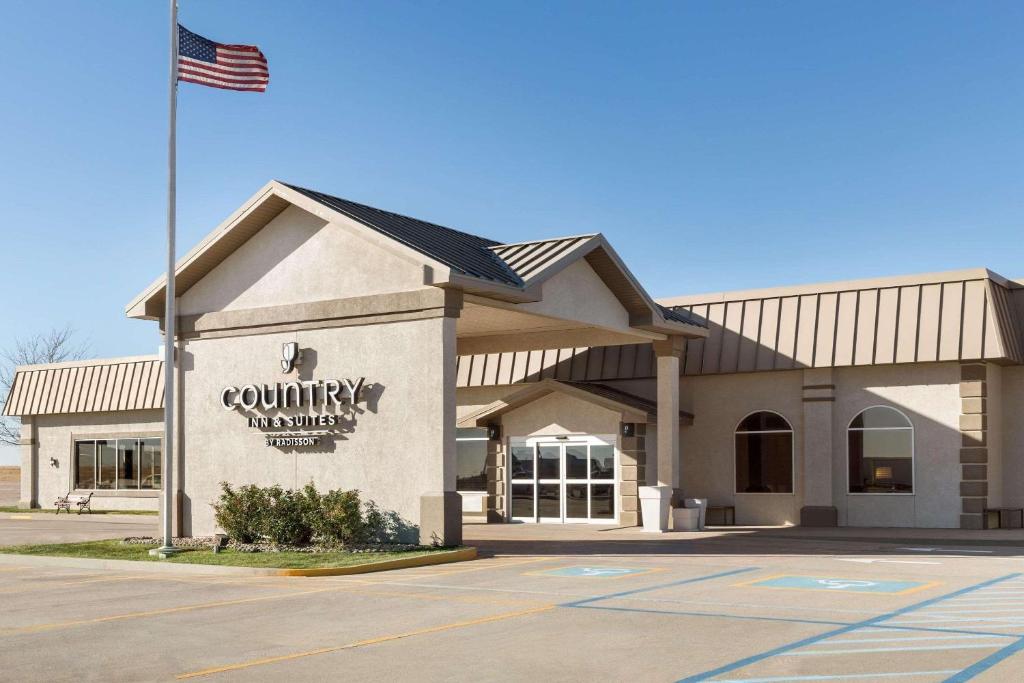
420, 491, 463, 546
800, 506, 838, 527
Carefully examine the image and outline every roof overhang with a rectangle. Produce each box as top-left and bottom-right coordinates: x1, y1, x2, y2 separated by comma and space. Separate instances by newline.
457, 378, 693, 428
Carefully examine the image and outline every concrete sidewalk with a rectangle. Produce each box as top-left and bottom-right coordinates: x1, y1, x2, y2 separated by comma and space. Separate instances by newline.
462, 521, 1024, 557
0, 513, 158, 547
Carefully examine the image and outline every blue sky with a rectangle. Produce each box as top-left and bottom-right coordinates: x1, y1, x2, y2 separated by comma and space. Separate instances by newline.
1, 1, 1023, 463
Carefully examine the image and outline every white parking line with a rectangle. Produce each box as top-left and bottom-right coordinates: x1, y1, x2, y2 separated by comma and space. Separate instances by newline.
787, 643, 1004, 656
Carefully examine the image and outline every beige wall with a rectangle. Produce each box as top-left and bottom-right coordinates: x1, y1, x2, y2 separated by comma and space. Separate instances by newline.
499, 392, 622, 438
179, 317, 455, 540
1000, 366, 1024, 509
675, 371, 804, 526
179, 206, 429, 317
33, 410, 164, 512
518, 260, 631, 332
605, 362, 963, 528
832, 363, 961, 528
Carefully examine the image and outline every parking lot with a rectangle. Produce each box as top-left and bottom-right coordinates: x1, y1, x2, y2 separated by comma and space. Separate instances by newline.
2, 518, 1024, 681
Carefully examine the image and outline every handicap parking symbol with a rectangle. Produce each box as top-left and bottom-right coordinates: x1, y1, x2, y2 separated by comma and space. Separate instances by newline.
744, 575, 934, 594
535, 566, 655, 578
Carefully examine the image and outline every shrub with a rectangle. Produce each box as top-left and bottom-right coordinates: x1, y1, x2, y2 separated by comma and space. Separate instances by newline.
262, 485, 316, 547
310, 486, 366, 547
212, 483, 268, 544
212, 482, 413, 547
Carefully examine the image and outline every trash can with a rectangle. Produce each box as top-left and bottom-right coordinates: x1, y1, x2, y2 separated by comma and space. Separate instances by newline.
672, 506, 700, 531
684, 498, 708, 530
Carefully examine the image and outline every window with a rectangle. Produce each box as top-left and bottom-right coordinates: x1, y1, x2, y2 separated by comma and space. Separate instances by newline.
455, 428, 488, 492
735, 411, 793, 494
74, 438, 161, 490
848, 406, 913, 494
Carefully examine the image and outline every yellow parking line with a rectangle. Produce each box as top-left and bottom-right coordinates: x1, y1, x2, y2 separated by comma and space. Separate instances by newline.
341, 585, 541, 608
379, 556, 553, 578
0, 585, 354, 636
176, 604, 555, 679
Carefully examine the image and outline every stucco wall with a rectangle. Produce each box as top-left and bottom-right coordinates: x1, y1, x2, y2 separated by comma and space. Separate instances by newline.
675, 371, 804, 526
179, 206, 429, 317
1000, 366, 1024, 509
33, 410, 164, 512
832, 363, 961, 528
499, 392, 621, 438
179, 317, 454, 540
518, 260, 630, 331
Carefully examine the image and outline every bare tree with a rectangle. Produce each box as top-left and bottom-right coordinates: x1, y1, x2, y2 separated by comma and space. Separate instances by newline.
0, 327, 89, 446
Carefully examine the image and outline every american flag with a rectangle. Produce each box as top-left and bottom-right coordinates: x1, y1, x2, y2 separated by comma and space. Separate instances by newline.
177, 25, 269, 92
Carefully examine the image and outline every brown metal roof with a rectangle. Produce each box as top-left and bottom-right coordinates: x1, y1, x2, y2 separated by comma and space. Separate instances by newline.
2, 357, 163, 418
457, 269, 1024, 386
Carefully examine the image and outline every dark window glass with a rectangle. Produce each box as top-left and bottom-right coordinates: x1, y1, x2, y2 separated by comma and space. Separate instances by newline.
565, 445, 587, 479
456, 439, 488, 492
511, 484, 534, 518
537, 445, 560, 479
591, 445, 614, 479
75, 441, 95, 489
737, 412, 791, 432
566, 483, 588, 518
590, 484, 615, 519
537, 484, 560, 518
735, 412, 793, 494
849, 408, 913, 493
117, 439, 139, 490
140, 439, 161, 490
96, 440, 116, 490
510, 446, 534, 480
735, 433, 793, 493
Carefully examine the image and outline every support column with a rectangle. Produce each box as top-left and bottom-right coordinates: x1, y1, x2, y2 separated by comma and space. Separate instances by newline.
800, 369, 837, 526
18, 417, 37, 510
420, 310, 463, 546
639, 337, 683, 532
960, 362, 989, 530
619, 423, 646, 527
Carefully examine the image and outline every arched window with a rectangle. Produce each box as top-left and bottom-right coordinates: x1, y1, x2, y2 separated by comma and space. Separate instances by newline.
735, 412, 794, 494
848, 406, 914, 494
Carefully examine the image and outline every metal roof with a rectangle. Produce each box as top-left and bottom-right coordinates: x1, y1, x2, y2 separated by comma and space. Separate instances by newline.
489, 235, 596, 284
456, 269, 1024, 386
3, 356, 164, 418
284, 184, 524, 288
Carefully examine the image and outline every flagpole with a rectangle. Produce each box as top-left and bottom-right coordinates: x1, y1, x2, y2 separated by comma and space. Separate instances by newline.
156, 0, 180, 556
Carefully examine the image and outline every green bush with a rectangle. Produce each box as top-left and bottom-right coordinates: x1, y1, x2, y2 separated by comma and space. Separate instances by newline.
212, 482, 408, 547
262, 485, 317, 547
310, 486, 366, 547
212, 483, 268, 544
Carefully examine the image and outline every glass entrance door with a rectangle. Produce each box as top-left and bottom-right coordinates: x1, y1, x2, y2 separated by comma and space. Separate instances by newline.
508, 436, 616, 523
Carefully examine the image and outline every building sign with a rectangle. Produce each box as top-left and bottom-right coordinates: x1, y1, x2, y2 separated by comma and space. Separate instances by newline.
219, 344, 367, 448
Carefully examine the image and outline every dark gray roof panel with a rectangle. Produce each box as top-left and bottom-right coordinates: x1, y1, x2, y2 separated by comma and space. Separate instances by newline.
285, 183, 524, 287
659, 304, 708, 328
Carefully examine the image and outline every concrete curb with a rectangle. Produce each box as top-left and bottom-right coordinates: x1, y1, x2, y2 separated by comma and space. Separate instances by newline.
0, 547, 478, 577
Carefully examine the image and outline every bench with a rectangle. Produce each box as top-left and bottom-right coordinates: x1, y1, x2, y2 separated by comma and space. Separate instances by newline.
984, 508, 1023, 530
706, 505, 736, 526
55, 491, 93, 515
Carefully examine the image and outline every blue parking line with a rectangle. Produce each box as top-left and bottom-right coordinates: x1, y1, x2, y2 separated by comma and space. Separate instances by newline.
562, 566, 758, 608
676, 572, 1022, 683
573, 603, 852, 628
942, 637, 1024, 682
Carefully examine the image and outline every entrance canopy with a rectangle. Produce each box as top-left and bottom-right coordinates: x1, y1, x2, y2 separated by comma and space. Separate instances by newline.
124, 181, 706, 355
